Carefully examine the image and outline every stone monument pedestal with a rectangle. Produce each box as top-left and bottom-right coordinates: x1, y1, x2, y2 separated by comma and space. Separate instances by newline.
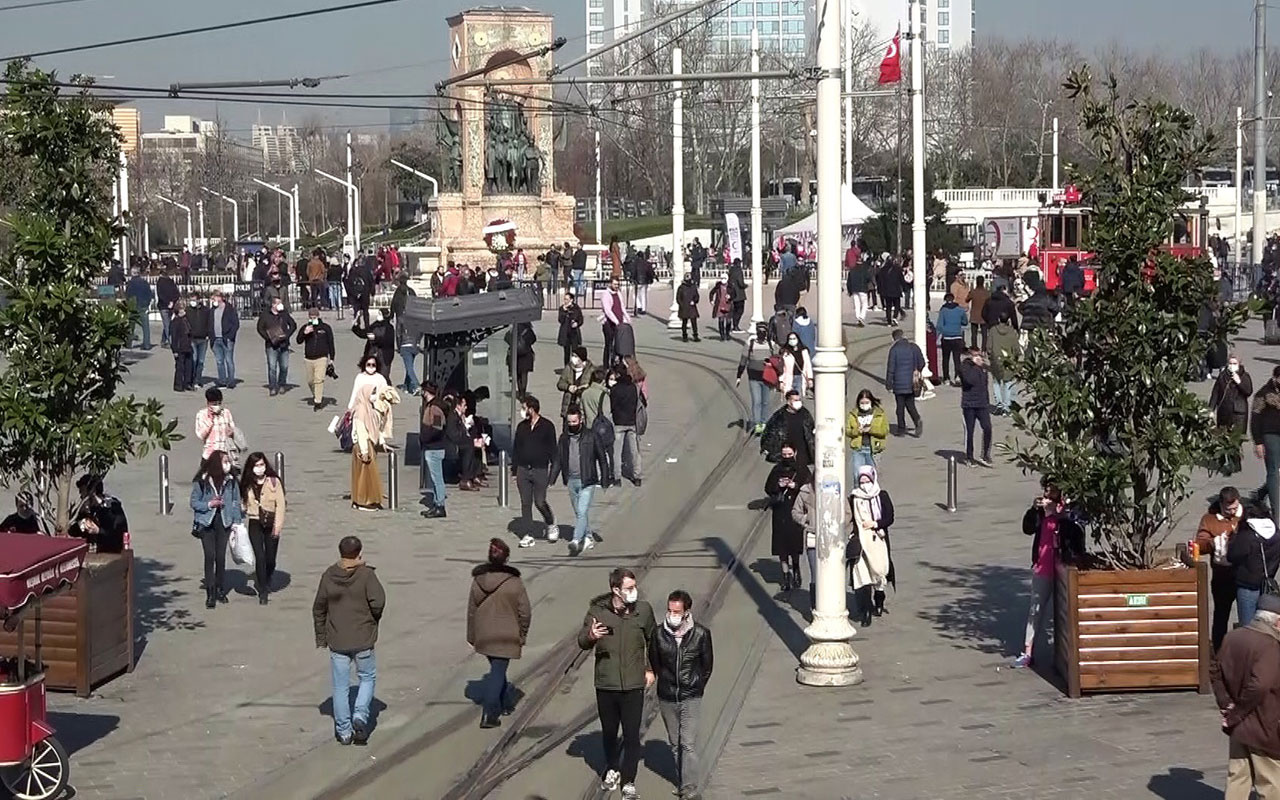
430, 192, 576, 266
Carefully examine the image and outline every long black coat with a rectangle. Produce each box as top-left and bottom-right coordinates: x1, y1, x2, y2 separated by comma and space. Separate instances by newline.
766, 462, 810, 557
676, 282, 700, 320
1210, 368, 1254, 430
557, 303, 583, 348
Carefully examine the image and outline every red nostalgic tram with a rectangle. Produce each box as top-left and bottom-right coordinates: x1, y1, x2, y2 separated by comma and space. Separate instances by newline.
1037, 185, 1209, 291
0, 534, 88, 800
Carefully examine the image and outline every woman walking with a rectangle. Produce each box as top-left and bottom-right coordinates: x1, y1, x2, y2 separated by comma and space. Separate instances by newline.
557, 291, 583, 367
782, 333, 813, 397
848, 465, 895, 626
844, 389, 889, 475
467, 538, 532, 728
349, 354, 389, 509
765, 442, 810, 592
1209, 354, 1253, 434
1227, 504, 1280, 627
240, 452, 286, 605
190, 450, 243, 609
791, 474, 818, 610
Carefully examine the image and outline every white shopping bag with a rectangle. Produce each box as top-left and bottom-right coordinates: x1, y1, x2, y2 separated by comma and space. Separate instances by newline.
327, 414, 341, 435
229, 523, 255, 568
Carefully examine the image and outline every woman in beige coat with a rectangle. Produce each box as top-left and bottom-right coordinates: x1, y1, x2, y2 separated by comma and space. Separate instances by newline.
349, 354, 389, 509
240, 451, 286, 604
467, 538, 531, 728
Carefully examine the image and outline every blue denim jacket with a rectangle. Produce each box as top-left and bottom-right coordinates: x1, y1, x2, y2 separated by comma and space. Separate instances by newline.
190, 478, 243, 529
936, 303, 969, 339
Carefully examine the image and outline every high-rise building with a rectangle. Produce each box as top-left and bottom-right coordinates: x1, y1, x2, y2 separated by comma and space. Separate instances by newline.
851, 0, 975, 51
110, 107, 141, 155
702, 0, 811, 57
252, 124, 305, 175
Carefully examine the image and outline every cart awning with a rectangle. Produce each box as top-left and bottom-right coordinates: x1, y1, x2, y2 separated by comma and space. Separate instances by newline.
0, 535, 88, 620
401, 287, 543, 339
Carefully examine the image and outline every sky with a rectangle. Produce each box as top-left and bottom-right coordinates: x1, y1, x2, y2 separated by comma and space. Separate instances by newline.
0, 0, 1269, 136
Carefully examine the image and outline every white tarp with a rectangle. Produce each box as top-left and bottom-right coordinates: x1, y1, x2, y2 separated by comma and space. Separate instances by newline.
775, 184, 877, 236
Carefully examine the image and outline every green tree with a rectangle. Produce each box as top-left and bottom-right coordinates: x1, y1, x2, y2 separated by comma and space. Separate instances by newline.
0, 61, 179, 533
1003, 69, 1248, 569
861, 170, 967, 257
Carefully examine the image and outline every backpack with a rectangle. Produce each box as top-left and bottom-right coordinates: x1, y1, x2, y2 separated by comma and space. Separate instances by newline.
348, 271, 369, 299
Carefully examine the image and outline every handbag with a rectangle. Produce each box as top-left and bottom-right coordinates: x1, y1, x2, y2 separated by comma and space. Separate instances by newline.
1262, 542, 1280, 596
229, 523, 255, 567
635, 391, 648, 436
325, 361, 339, 380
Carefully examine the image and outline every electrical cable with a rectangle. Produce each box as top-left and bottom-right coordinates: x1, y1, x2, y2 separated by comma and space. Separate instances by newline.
6, 0, 409, 60
0, 0, 101, 11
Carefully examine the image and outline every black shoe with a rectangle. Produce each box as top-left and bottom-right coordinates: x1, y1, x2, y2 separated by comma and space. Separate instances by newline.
352, 720, 369, 745
205, 596, 216, 609
424, 505, 447, 519
217, 591, 229, 604
682, 335, 688, 342
861, 609, 873, 627
633, 478, 642, 487
479, 715, 501, 729
873, 590, 886, 616
258, 594, 269, 606
693, 336, 701, 342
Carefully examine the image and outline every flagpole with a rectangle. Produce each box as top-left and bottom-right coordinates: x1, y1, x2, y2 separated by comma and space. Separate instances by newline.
895, 78, 903, 258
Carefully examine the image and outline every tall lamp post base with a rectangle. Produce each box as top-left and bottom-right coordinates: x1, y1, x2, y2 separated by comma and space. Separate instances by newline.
796, 612, 862, 687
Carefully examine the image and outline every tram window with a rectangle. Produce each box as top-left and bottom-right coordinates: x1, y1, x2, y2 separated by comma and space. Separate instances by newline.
1064, 216, 1079, 249
1173, 215, 1190, 244
1050, 216, 1064, 246
1079, 214, 1090, 247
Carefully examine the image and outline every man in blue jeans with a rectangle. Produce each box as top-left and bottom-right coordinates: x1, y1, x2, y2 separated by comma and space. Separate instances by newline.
313, 535, 386, 746
735, 322, 776, 435
256, 299, 297, 396
550, 405, 610, 556
209, 289, 240, 388
419, 383, 448, 519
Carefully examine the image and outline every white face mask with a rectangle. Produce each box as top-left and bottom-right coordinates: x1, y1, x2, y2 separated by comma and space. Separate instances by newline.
209, 404, 222, 414
365, 365, 377, 375
188, 300, 198, 307
666, 613, 685, 628
622, 587, 638, 604
789, 400, 803, 410
858, 402, 871, 412
273, 304, 283, 313
253, 465, 267, 477
570, 356, 582, 367
1229, 363, 1240, 373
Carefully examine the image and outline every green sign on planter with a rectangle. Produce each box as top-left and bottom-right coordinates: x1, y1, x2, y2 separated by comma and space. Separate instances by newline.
1125, 594, 1150, 607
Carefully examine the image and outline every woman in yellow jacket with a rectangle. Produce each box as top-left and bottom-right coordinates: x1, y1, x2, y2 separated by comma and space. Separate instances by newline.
845, 389, 889, 477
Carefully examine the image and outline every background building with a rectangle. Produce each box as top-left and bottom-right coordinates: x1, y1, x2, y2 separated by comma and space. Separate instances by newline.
252, 123, 305, 175
851, 0, 975, 51
110, 107, 141, 155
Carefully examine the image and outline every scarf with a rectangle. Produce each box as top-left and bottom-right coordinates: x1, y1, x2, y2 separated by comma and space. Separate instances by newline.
851, 481, 883, 522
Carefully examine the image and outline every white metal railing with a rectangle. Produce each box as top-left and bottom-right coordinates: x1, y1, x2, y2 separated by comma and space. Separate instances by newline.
936, 186, 1240, 208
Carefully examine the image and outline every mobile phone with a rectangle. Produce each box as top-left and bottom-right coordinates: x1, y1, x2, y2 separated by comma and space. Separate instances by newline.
601, 625, 614, 635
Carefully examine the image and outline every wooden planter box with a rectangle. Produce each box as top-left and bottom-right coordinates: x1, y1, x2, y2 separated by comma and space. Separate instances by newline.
1055, 560, 1209, 697
0, 551, 135, 697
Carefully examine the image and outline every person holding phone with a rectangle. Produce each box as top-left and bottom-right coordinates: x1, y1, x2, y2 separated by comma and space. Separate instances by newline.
765, 442, 810, 593
578, 568, 656, 800
190, 451, 243, 609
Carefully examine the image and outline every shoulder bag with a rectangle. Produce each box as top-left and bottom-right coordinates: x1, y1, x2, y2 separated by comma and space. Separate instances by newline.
1262, 542, 1280, 596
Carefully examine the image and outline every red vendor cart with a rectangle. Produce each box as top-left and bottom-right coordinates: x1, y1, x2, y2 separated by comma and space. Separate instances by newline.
0, 534, 88, 800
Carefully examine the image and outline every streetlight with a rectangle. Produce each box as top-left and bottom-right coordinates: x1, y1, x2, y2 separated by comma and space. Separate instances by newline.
201, 187, 240, 246
154, 194, 192, 252
389, 159, 439, 197
796, 0, 860, 687
668, 45, 684, 331
315, 168, 360, 256
750, 26, 764, 325
252, 178, 296, 255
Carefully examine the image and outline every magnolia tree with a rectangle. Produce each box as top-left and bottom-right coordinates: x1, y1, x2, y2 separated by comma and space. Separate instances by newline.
1004, 69, 1250, 569
0, 61, 179, 533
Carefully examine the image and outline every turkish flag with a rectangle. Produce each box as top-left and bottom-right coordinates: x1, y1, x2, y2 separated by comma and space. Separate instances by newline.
878, 31, 902, 85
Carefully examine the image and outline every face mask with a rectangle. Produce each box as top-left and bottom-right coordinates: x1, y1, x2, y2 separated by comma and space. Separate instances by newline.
272, 277, 281, 284
213, 300, 222, 307
568, 423, 582, 434
310, 318, 319, 325
365, 365, 377, 374
570, 356, 581, 366
221, 462, 233, 474
210, 404, 222, 414
859, 402, 871, 412
666, 613, 685, 628
860, 480, 873, 490
1229, 363, 1240, 373
607, 380, 617, 388
188, 300, 197, 307
788, 339, 798, 347
253, 465, 267, 477
622, 587, 638, 605
519, 407, 529, 419
273, 305, 283, 313
789, 401, 803, 410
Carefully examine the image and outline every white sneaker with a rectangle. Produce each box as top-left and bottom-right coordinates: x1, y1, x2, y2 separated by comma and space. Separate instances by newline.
546, 524, 560, 543
621, 782, 638, 799
602, 769, 621, 791
518, 535, 536, 548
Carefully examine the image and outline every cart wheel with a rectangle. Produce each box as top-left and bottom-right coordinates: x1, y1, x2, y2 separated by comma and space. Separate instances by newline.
1, 736, 69, 800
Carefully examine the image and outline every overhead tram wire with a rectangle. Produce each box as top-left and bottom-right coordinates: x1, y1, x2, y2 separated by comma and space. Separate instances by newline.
0, 0, 101, 12
5, 0, 409, 60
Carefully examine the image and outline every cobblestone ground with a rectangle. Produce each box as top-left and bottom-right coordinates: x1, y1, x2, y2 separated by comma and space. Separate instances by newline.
703, 319, 1275, 799
44, 291, 738, 800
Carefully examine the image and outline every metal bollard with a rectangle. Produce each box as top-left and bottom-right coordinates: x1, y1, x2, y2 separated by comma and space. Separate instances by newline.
498, 451, 510, 508
946, 455, 958, 513
386, 448, 399, 510
274, 451, 285, 484
158, 453, 171, 515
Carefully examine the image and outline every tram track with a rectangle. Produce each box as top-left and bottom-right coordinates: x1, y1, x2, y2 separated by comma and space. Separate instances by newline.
428, 337, 892, 800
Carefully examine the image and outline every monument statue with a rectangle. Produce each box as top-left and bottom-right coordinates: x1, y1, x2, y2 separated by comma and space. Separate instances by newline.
435, 110, 462, 191
484, 98, 538, 195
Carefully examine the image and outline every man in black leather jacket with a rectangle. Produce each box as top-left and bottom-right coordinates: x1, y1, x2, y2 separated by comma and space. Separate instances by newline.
648, 589, 713, 800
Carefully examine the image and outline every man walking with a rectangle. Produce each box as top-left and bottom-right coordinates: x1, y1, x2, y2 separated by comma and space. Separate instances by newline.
551, 404, 609, 556
419, 383, 449, 519
313, 535, 385, 746
1210, 593, 1280, 799
648, 589, 713, 800
156, 266, 179, 347
958, 346, 993, 467
188, 292, 212, 387
579, 568, 656, 800
884, 329, 924, 437
600, 278, 631, 367
846, 257, 872, 327
936, 292, 968, 384
297, 307, 336, 410
467, 538, 531, 729
257, 298, 297, 397
124, 267, 154, 349
513, 395, 558, 548
209, 289, 239, 389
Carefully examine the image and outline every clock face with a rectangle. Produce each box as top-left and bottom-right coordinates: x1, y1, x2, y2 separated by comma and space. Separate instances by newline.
527, 30, 542, 45
473, 30, 489, 46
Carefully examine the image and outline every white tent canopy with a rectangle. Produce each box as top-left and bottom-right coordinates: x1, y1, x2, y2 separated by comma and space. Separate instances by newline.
775, 184, 877, 236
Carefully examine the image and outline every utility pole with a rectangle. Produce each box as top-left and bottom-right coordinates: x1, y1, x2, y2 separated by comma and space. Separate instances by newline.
595, 128, 603, 247
202, 188, 240, 245
292, 184, 301, 246
1237, 106, 1244, 265
668, 45, 685, 331
910, 0, 929, 379
347, 130, 356, 258
1052, 117, 1060, 193
1254, 0, 1267, 272
750, 26, 765, 325
118, 151, 130, 268
796, 0, 860, 688
197, 199, 205, 254
156, 195, 192, 253
842, 0, 852, 190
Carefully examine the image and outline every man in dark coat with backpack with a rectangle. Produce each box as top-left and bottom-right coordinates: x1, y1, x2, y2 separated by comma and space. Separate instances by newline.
345, 258, 375, 327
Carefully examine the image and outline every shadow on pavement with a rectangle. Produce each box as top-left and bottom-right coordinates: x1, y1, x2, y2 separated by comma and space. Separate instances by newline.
712, 536, 805, 659
1146, 767, 1222, 799
133, 557, 206, 663
914, 560, 1025, 656
47, 711, 119, 755
318, 694, 389, 732
566, 731, 606, 775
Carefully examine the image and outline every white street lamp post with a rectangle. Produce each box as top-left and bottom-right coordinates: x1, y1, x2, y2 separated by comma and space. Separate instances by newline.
1236, 106, 1244, 265
197, 199, 205, 254
252, 178, 296, 255
910, 0, 930, 380
595, 129, 603, 249
750, 26, 765, 325
796, 0, 861, 687
315, 169, 360, 257
668, 45, 685, 331
155, 194, 192, 253
201, 187, 239, 245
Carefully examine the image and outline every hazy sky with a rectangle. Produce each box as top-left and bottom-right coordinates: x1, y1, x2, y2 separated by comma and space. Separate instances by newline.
0, 0, 1270, 134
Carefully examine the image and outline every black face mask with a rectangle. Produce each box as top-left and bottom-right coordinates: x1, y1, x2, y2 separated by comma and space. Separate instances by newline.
568, 424, 582, 434
781, 454, 795, 463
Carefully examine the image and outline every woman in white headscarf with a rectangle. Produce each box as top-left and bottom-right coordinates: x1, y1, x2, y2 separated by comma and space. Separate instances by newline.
348, 353, 390, 509
848, 465, 896, 627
